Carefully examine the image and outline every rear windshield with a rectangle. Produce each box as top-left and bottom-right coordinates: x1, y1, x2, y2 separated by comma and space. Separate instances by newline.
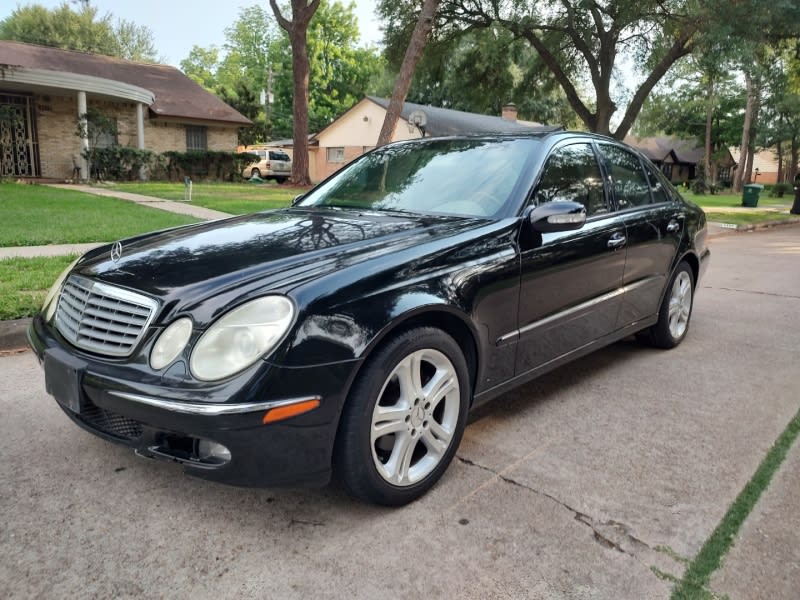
298, 138, 538, 218
269, 151, 291, 161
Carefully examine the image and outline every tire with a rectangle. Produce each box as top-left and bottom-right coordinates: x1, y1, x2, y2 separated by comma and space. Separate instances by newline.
276, 177, 288, 185
639, 261, 695, 349
334, 327, 471, 506
251, 168, 261, 179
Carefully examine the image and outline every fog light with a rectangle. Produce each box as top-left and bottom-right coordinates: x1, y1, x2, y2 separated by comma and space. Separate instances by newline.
196, 439, 231, 464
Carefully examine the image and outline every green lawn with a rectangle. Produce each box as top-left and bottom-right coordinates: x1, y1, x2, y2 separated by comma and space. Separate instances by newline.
107, 181, 300, 215
682, 190, 794, 209
0, 255, 77, 320
0, 183, 198, 247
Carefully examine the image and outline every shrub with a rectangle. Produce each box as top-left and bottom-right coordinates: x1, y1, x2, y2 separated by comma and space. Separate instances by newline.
160, 150, 259, 182
83, 147, 158, 181
690, 179, 707, 194
769, 182, 790, 198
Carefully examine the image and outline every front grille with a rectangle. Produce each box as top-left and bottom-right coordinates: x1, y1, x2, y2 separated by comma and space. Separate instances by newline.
79, 399, 143, 440
54, 275, 158, 357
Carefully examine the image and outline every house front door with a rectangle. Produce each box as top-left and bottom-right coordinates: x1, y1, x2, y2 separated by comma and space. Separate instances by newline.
0, 93, 40, 178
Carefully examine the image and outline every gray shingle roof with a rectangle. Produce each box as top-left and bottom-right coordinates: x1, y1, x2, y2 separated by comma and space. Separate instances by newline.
0, 41, 251, 126
366, 96, 559, 136
625, 135, 705, 164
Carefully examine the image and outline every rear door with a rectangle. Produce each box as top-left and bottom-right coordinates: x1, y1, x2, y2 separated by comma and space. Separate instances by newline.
514, 142, 627, 376
596, 143, 684, 328
269, 150, 291, 175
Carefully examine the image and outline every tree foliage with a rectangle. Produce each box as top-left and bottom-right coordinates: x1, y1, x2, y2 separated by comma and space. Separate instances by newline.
179, 1, 382, 145
0, 2, 158, 61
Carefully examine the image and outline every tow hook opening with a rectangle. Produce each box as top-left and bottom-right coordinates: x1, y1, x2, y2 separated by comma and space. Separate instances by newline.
146, 434, 231, 468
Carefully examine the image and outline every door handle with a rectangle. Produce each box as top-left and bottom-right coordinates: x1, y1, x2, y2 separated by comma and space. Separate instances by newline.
607, 232, 626, 249
667, 220, 681, 233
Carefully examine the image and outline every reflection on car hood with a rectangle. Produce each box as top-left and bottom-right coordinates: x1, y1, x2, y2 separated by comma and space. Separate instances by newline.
76, 208, 484, 318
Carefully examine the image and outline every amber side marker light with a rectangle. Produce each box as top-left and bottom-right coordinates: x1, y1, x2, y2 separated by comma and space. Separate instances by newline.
262, 399, 321, 424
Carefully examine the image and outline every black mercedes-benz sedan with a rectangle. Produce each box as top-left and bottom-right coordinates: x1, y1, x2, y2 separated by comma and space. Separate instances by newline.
29, 132, 709, 505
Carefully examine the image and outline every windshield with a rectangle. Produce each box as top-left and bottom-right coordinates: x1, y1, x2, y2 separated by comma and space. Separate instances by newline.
298, 138, 538, 218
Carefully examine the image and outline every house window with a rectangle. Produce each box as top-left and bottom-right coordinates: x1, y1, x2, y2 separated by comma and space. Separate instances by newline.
327, 147, 345, 163
661, 163, 673, 180
92, 121, 117, 148
186, 126, 208, 151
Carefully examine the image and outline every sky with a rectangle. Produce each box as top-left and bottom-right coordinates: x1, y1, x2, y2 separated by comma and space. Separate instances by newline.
0, 0, 384, 66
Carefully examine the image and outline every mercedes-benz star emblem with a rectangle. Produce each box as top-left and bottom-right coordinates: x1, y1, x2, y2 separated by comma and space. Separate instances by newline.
110, 241, 123, 263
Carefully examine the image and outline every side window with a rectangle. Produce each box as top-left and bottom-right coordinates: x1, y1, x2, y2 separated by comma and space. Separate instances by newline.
535, 143, 608, 217
598, 144, 651, 209
643, 161, 671, 204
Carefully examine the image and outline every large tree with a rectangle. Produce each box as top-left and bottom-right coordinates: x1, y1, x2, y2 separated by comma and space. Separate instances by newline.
270, 0, 321, 186
384, 24, 578, 127
0, 2, 158, 61
377, 0, 440, 146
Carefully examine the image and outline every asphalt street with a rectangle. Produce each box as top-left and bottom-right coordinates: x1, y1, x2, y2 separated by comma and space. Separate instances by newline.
1, 226, 798, 599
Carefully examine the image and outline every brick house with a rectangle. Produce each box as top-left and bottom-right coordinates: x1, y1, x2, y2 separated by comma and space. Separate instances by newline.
0, 41, 250, 180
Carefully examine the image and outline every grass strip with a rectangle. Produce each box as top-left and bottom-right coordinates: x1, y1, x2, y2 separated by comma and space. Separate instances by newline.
704, 211, 797, 226
671, 406, 800, 599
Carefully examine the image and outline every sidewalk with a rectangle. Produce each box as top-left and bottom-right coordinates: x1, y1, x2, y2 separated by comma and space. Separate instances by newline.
46, 184, 232, 221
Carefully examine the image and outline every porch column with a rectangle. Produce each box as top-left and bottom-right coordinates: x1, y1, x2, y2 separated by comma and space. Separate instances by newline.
77, 91, 89, 181
136, 102, 146, 180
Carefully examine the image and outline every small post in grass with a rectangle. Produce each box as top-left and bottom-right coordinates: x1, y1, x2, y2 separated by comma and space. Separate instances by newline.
184, 176, 193, 203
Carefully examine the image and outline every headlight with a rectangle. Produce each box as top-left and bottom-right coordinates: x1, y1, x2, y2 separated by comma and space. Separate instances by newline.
150, 317, 193, 370
189, 296, 295, 381
43, 258, 80, 322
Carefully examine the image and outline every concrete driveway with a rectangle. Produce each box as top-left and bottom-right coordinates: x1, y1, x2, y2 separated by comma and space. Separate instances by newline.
1, 227, 798, 599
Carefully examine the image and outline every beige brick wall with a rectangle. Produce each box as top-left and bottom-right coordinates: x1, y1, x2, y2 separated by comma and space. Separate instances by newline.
33, 94, 239, 179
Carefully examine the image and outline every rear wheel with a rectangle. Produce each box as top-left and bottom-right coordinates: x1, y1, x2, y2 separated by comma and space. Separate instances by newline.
639, 261, 694, 348
250, 168, 261, 179
334, 327, 470, 506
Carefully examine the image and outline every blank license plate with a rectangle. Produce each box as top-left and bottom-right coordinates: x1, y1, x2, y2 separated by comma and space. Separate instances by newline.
44, 349, 86, 414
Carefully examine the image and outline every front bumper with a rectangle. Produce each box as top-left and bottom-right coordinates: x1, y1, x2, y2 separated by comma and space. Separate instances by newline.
28, 314, 361, 488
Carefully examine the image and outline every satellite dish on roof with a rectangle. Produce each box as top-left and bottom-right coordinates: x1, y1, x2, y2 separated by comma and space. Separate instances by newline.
407, 109, 427, 136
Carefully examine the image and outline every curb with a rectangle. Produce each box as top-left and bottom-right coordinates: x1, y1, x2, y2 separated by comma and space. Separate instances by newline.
0, 318, 30, 352
708, 217, 800, 235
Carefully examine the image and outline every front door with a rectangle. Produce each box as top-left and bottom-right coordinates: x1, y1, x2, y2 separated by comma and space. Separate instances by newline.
514, 142, 626, 376
0, 93, 39, 177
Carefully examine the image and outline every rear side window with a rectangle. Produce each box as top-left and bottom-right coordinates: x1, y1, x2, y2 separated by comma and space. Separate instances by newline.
598, 144, 651, 209
643, 161, 671, 204
534, 143, 608, 217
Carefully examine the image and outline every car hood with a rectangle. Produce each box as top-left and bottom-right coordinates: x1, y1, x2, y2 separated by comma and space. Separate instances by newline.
75, 208, 484, 321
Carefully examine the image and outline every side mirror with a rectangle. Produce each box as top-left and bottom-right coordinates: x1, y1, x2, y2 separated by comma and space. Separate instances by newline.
529, 201, 586, 233
291, 194, 304, 207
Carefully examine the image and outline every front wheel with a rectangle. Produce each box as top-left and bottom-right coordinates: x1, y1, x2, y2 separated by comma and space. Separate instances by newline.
334, 328, 470, 506
639, 261, 695, 348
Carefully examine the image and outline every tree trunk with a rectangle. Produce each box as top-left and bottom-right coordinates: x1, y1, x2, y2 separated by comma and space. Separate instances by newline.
377, 0, 440, 147
733, 71, 756, 193
269, 0, 320, 186
289, 29, 312, 186
743, 84, 761, 186
704, 76, 714, 184
776, 139, 784, 184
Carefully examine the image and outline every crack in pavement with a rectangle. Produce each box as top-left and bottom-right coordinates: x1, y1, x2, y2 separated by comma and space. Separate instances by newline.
701, 285, 800, 300
455, 455, 652, 558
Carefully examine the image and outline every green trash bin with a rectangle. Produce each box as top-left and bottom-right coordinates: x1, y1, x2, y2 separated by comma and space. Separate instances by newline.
742, 183, 764, 207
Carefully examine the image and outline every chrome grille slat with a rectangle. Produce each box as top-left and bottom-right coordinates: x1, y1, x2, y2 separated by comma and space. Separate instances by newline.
54, 275, 158, 357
